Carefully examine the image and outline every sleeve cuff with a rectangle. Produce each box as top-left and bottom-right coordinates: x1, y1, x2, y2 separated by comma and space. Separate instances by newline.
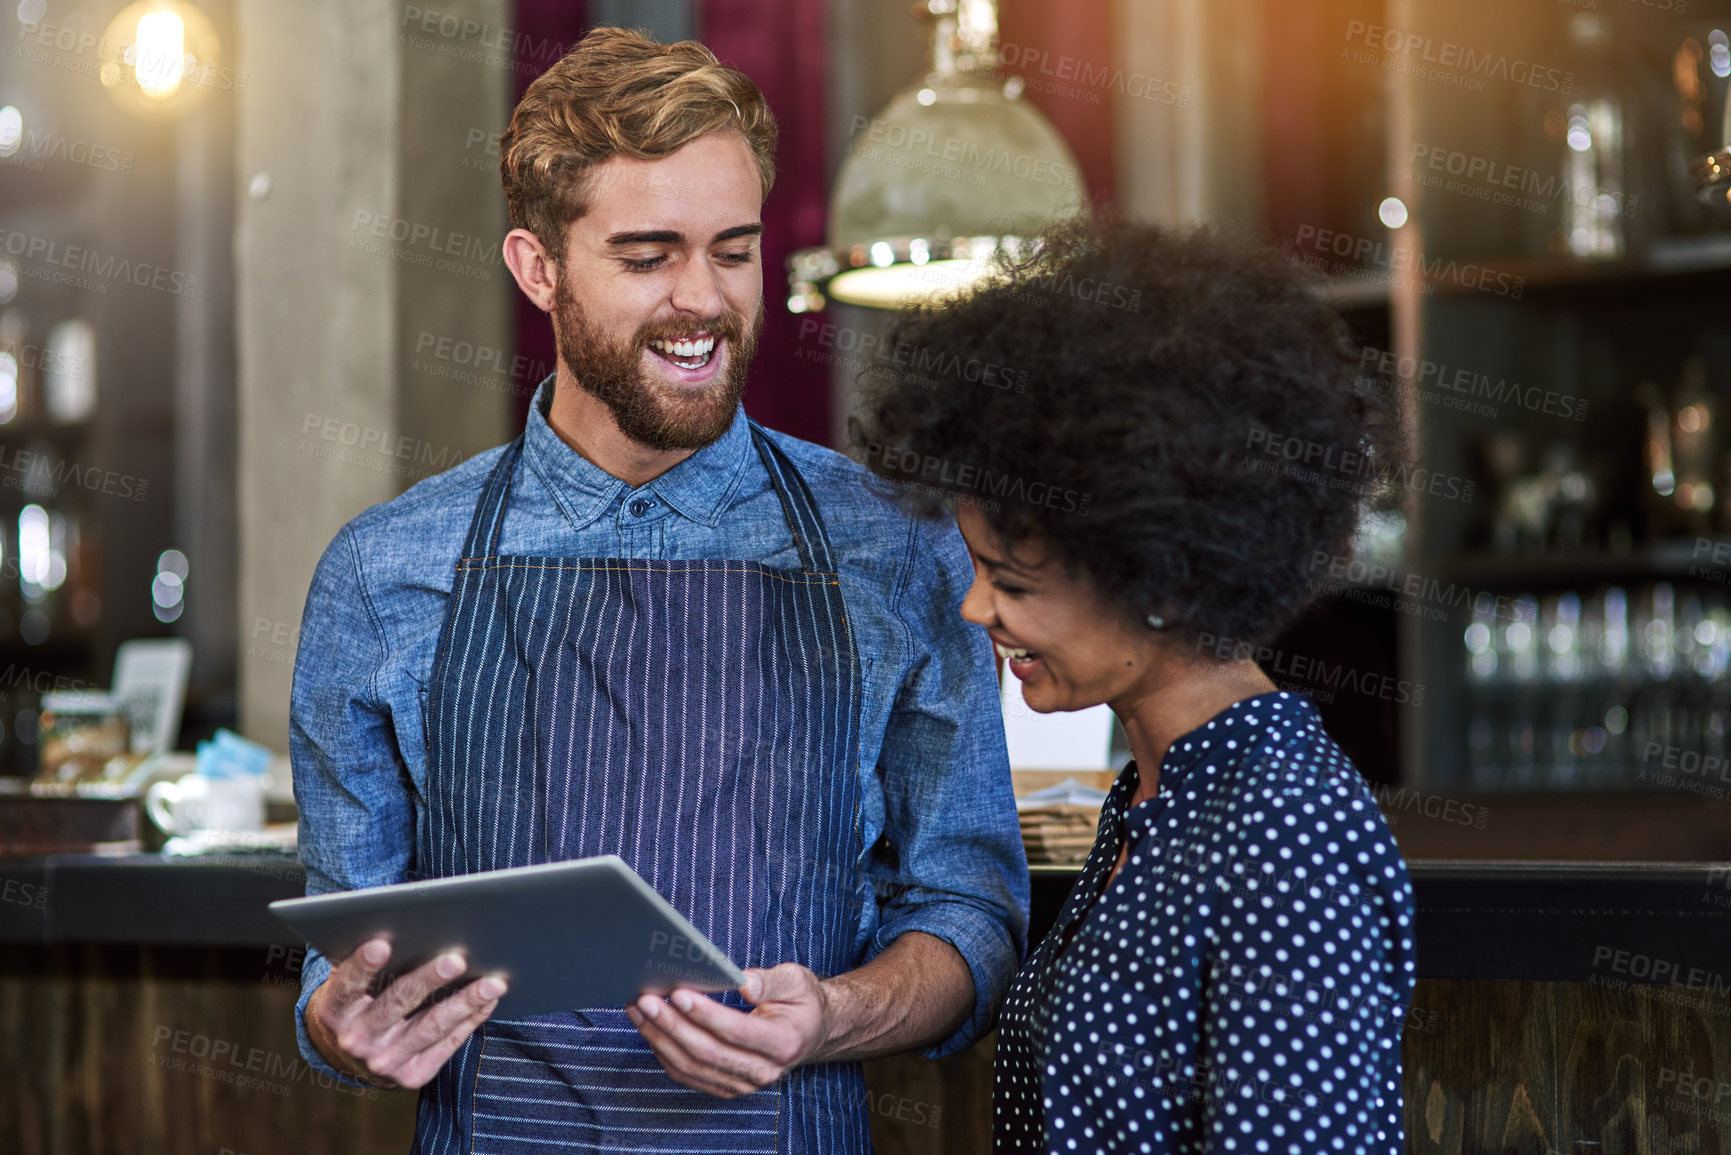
868, 902, 1020, 1059
295, 950, 369, 1087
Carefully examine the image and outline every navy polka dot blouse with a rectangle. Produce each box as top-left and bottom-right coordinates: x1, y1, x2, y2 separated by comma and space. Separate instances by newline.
993, 692, 1417, 1154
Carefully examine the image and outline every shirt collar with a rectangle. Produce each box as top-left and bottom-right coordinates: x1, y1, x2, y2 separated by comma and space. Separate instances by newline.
1120, 691, 1320, 842
520, 376, 756, 531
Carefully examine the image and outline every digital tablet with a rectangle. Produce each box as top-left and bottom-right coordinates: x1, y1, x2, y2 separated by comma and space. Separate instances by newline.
268, 855, 746, 1017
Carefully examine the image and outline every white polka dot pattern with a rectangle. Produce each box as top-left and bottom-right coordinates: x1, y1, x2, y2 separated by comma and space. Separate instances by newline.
991, 692, 1417, 1154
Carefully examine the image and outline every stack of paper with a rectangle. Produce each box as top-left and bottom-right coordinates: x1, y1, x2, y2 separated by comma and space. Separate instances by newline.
1017, 803, 1102, 863
1014, 779, 1109, 864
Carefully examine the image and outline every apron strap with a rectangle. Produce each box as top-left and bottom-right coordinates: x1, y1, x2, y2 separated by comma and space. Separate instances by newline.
455, 424, 839, 574
748, 423, 840, 575
459, 437, 526, 561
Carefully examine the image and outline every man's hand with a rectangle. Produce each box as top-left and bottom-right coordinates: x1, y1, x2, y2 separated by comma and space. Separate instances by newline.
625, 964, 829, 1099
304, 937, 507, 1090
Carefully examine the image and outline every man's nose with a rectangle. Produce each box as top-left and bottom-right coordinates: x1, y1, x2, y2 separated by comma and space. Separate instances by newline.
669, 255, 725, 317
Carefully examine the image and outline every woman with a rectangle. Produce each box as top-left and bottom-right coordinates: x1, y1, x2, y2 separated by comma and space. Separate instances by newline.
856, 220, 1417, 1154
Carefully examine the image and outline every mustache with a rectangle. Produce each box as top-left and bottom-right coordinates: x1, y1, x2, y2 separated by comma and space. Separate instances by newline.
635, 313, 747, 347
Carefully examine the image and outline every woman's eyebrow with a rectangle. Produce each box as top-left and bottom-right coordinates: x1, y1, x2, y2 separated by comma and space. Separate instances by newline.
975, 550, 1031, 575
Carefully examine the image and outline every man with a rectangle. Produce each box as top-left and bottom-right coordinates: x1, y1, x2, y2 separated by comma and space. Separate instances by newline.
290, 26, 1026, 1154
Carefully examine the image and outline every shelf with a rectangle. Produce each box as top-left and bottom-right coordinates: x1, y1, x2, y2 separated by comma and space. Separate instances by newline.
1315, 275, 1391, 310
1434, 541, 1731, 588
1424, 234, 1731, 299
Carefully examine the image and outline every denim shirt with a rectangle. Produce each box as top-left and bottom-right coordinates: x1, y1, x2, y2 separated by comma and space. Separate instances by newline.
290, 380, 1029, 1082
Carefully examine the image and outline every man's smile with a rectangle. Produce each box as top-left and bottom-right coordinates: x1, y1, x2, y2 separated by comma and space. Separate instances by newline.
642, 334, 725, 385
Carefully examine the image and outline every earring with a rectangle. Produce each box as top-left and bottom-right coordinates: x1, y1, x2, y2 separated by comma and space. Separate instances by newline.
1147, 613, 1166, 630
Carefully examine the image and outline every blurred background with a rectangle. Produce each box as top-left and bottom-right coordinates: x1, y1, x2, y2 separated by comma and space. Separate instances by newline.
6, 0, 1731, 822
8, 0, 1731, 1149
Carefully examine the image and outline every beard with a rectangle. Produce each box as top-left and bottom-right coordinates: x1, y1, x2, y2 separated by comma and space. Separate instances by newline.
553, 278, 762, 452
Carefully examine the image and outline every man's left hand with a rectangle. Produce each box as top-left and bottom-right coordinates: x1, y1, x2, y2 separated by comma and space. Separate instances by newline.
625, 964, 830, 1098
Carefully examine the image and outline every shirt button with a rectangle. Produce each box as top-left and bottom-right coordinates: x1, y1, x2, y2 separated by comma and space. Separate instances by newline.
629, 499, 651, 517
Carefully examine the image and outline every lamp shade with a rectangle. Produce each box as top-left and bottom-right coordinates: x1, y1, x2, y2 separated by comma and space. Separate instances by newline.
789, 0, 1088, 312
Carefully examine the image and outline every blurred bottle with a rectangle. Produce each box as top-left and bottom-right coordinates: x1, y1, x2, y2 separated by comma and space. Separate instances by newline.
1525, 12, 1661, 260
1464, 598, 1500, 787
1505, 594, 1542, 787
1670, 358, 1717, 532
0, 311, 34, 426
1543, 592, 1584, 787
1661, 24, 1731, 235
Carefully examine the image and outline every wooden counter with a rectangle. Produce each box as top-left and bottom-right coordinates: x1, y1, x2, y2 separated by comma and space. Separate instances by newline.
7, 852, 1731, 1153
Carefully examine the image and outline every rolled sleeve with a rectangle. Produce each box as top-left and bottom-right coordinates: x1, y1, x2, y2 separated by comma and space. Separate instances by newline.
866, 514, 1028, 1058
289, 524, 417, 1084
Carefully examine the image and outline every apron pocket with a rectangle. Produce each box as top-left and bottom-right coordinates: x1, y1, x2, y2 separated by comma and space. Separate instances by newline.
471, 1012, 781, 1155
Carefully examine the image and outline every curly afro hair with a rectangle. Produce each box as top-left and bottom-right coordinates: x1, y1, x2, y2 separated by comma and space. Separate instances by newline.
852, 217, 1405, 649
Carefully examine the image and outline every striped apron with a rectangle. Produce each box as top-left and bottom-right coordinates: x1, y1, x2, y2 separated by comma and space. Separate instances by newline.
409, 425, 873, 1155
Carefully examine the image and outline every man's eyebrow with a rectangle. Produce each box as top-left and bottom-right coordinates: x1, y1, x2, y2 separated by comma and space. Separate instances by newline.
604, 224, 765, 246
714, 223, 765, 242
606, 229, 684, 245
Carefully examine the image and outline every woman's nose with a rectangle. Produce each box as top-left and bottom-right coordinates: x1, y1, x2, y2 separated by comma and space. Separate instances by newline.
959, 572, 996, 629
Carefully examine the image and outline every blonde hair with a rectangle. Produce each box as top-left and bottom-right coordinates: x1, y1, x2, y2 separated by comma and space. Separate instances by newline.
499, 27, 779, 256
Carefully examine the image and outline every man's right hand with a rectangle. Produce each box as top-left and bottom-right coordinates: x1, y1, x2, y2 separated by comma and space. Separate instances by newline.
304, 937, 507, 1090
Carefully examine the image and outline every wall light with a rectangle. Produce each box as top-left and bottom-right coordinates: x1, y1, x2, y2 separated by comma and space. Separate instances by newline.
98, 1, 222, 117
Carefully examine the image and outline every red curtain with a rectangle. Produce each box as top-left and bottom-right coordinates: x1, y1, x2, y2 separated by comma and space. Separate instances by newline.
699, 0, 831, 445
999, 0, 1117, 211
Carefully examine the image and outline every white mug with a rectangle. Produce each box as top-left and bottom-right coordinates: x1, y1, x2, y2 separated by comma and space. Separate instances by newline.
146, 773, 266, 837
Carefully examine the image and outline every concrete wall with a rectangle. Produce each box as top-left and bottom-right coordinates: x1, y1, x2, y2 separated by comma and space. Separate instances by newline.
236, 0, 512, 749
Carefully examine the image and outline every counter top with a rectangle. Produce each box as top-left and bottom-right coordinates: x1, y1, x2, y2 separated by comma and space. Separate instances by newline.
6, 855, 1731, 985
